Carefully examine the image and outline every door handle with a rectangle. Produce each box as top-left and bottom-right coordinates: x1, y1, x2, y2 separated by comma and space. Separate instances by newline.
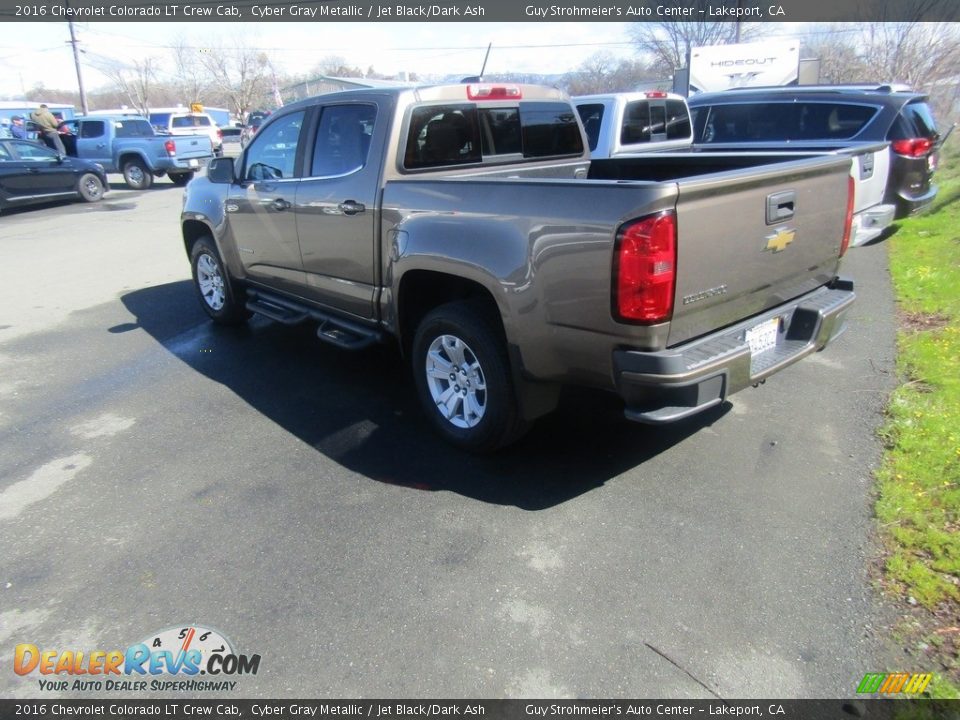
338, 200, 365, 215
96, 143, 106, 149
766, 190, 796, 224
271, 198, 291, 211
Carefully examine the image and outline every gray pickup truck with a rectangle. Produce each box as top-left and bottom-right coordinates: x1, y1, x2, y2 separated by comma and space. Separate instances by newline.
62, 115, 212, 189
181, 83, 856, 452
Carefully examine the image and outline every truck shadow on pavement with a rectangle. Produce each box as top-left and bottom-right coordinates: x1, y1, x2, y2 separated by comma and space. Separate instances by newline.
121, 281, 729, 510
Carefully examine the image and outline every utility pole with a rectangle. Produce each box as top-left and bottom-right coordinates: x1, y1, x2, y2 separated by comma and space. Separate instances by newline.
67, 15, 89, 114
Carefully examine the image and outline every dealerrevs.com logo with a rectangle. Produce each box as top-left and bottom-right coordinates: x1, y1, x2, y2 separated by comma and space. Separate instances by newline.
14, 625, 260, 692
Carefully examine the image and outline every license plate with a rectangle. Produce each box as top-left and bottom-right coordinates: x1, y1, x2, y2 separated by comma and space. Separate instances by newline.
746, 317, 779, 355
188, 159, 199, 168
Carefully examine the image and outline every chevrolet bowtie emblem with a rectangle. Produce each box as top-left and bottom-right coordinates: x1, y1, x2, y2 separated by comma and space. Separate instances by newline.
764, 228, 796, 253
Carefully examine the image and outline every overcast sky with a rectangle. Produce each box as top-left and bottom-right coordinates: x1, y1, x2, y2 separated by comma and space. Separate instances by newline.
0, 22, 650, 98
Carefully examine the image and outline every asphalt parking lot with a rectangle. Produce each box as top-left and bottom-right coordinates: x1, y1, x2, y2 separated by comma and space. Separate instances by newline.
1, 177, 899, 698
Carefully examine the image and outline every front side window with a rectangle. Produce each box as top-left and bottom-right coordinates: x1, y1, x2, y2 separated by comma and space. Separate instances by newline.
311, 104, 377, 177
244, 110, 305, 181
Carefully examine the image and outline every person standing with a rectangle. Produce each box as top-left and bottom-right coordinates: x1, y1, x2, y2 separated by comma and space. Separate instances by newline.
10, 115, 27, 140
29, 104, 66, 154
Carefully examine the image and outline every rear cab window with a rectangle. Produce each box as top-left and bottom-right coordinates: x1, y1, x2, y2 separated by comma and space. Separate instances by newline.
621, 99, 691, 144
403, 101, 583, 170
576, 103, 604, 151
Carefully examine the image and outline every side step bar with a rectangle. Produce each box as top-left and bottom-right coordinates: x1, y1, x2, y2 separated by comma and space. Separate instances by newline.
246, 289, 383, 351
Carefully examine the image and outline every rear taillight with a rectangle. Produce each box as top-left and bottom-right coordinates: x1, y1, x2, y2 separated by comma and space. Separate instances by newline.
217, 128, 223, 140
891, 138, 933, 157
613, 210, 677, 324
840, 175, 855, 258
164, 139, 176, 157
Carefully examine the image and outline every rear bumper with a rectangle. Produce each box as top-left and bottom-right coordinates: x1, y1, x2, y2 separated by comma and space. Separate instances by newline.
851, 203, 896, 246
895, 184, 937, 218
614, 279, 855, 424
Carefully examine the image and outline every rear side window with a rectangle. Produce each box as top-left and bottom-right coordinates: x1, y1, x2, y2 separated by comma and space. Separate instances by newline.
404, 101, 583, 169
114, 120, 154, 138
576, 103, 604, 152
696, 102, 878, 142
892, 101, 938, 140
311, 104, 377, 177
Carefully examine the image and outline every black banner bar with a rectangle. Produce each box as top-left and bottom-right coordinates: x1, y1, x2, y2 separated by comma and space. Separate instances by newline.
1, 0, 959, 22
1, 700, 959, 720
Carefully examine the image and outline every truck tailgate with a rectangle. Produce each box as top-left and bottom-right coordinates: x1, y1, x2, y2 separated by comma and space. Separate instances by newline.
169, 134, 212, 159
668, 154, 850, 346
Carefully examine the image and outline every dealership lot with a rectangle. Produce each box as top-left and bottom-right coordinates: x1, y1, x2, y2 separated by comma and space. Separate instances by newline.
1, 180, 899, 698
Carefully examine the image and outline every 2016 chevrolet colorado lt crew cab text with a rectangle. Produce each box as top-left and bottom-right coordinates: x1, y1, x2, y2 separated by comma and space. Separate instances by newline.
181, 83, 856, 452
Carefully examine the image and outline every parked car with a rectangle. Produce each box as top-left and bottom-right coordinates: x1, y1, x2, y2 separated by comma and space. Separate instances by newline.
0, 138, 108, 213
689, 85, 943, 219
149, 110, 223, 157
182, 83, 855, 452
220, 126, 242, 149
61, 115, 212, 189
239, 114, 269, 149
574, 91, 693, 156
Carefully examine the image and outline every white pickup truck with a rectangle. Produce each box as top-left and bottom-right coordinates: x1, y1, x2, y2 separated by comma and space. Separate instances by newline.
574, 91, 694, 156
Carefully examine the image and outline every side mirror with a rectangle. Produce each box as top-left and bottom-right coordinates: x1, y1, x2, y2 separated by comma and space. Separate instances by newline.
207, 157, 236, 184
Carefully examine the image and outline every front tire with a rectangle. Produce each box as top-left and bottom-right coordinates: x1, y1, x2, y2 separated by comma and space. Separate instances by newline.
190, 237, 249, 325
412, 300, 527, 453
77, 173, 104, 202
122, 159, 153, 190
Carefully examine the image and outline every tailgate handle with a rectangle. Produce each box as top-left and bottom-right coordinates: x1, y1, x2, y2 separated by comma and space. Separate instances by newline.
860, 153, 875, 180
767, 191, 796, 224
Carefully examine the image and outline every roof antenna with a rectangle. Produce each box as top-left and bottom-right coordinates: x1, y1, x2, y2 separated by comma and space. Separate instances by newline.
461, 43, 493, 84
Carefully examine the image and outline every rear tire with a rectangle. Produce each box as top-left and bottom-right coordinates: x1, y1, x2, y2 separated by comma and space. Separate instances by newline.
169, 172, 194, 187
122, 159, 153, 190
190, 237, 249, 325
412, 300, 527, 453
77, 173, 104, 203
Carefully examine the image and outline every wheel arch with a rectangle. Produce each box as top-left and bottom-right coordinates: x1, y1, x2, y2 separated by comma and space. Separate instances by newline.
117, 151, 152, 172
396, 270, 505, 355
397, 269, 559, 423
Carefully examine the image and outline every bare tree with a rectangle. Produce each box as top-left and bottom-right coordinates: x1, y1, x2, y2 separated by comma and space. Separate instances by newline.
171, 36, 213, 105
84, 53, 158, 115
563, 53, 657, 95
312, 55, 364, 78
197, 36, 275, 119
629, 13, 763, 75
801, 25, 873, 84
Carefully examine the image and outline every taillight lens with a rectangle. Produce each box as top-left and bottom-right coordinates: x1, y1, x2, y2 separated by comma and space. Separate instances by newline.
840, 175, 854, 257
891, 138, 933, 157
164, 139, 176, 156
217, 128, 223, 140
466, 84, 522, 100
613, 210, 677, 324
